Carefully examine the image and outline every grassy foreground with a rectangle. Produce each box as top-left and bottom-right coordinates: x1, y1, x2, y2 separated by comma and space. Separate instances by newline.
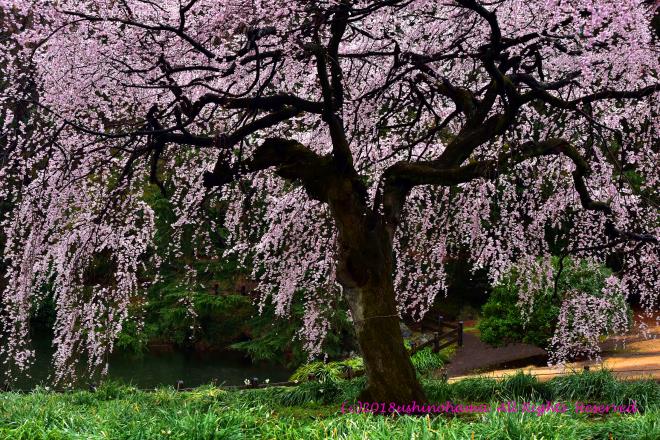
1, 371, 659, 439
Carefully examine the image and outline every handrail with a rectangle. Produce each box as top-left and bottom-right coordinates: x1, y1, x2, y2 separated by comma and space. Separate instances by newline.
409, 319, 464, 355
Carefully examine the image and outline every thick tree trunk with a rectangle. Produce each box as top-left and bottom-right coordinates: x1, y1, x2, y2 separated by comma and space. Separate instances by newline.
344, 279, 426, 403
333, 210, 426, 403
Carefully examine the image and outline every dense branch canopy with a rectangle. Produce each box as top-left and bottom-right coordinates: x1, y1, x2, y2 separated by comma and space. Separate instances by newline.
0, 0, 658, 382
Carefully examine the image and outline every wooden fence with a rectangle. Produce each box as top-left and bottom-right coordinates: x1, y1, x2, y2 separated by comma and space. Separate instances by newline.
409, 315, 464, 356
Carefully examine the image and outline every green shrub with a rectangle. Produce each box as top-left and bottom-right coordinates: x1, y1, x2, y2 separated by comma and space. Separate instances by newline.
289, 357, 364, 383
498, 371, 551, 401
478, 257, 630, 349
116, 261, 255, 355
115, 258, 355, 367
289, 346, 449, 385
478, 278, 557, 347
411, 347, 451, 375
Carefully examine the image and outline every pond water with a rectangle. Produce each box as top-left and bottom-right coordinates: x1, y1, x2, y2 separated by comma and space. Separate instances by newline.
2, 333, 293, 391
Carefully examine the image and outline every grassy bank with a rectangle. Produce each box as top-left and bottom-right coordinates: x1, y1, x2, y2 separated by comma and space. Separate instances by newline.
1, 371, 658, 439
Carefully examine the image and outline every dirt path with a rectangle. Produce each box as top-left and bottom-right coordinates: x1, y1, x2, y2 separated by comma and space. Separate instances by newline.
443, 312, 660, 382
444, 332, 547, 377
447, 343, 660, 383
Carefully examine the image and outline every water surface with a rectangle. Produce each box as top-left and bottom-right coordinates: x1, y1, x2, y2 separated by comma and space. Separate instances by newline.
2, 333, 293, 391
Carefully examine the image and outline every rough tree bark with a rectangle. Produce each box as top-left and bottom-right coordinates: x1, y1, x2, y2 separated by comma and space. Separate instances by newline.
331, 198, 426, 403
339, 250, 425, 403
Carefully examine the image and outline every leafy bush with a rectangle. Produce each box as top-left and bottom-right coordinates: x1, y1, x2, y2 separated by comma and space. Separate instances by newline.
411, 347, 451, 375
289, 358, 364, 383
478, 281, 557, 347
478, 257, 630, 349
115, 259, 255, 354
289, 346, 450, 384
497, 371, 551, 401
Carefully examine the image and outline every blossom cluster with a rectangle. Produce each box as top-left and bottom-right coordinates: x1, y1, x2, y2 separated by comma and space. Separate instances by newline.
0, 0, 658, 382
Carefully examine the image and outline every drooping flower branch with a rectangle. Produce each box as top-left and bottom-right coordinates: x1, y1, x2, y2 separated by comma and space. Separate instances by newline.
0, 0, 658, 385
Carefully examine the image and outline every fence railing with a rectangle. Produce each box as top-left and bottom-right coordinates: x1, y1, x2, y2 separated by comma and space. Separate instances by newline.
409, 315, 464, 356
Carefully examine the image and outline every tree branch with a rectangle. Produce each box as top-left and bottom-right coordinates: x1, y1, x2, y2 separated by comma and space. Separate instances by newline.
379, 137, 657, 246
202, 138, 333, 202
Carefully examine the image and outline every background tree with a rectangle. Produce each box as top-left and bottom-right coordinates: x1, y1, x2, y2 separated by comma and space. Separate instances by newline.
0, 0, 658, 402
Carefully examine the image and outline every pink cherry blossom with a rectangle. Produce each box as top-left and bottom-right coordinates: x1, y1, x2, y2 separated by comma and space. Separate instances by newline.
0, 1, 657, 391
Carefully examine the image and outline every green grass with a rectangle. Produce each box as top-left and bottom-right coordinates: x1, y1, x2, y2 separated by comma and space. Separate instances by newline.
0, 371, 658, 439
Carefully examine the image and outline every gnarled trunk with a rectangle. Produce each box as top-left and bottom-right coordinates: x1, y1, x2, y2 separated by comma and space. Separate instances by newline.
333, 208, 425, 403
343, 279, 426, 403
